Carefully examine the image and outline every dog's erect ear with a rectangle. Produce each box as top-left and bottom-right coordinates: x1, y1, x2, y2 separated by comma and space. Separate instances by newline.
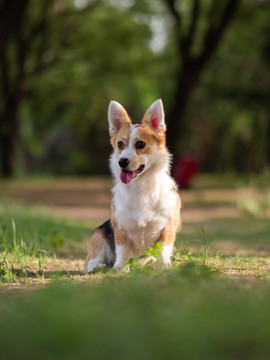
142, 99, 166, 134
108, 101, 131, 135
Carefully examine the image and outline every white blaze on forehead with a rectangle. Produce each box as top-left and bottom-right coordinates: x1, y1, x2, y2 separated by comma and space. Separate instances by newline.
128, 125, 138, 148
121, 124, 138, 159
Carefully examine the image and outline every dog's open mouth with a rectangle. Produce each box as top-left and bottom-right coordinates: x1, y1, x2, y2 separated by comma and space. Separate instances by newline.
120, 165, 145, 184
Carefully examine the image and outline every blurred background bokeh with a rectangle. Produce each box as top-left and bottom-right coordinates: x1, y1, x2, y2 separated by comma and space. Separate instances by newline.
0, 0, 269, 179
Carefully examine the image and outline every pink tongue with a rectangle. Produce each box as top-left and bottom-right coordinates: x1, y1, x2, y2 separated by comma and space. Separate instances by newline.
120, 170, 135, 184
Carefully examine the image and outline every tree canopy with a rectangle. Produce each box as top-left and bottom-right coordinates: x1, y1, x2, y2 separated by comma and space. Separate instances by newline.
0, 0, 269, 177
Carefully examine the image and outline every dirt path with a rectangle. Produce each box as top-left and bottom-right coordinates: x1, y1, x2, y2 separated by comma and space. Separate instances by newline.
0, 176, 242, 222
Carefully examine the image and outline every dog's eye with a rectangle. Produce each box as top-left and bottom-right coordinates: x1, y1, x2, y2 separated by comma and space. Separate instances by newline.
118, 141, 124, 150
135, 141, 145, 149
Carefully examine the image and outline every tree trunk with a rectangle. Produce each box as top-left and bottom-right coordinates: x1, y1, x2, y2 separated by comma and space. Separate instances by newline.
0, 98, 19, 177
166, 62, 200, 156
0, 0, 29, 177
164, 0, 240, 160
267, 117, 270, 166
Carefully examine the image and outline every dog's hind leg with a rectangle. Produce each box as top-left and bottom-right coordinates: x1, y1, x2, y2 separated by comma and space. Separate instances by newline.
84, 230, 105, 273
84, 220, 116, 273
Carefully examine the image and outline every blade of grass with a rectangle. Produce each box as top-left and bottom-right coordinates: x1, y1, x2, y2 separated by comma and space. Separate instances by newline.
200, 226, 207, 268
183, 248, 194, 264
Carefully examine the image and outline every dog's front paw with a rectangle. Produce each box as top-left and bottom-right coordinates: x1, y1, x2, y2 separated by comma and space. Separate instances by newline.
113, 261, 125, 270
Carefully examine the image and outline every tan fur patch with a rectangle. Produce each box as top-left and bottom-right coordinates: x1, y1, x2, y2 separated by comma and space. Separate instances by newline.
110, 124, 131, 150
136, 126, 166, 152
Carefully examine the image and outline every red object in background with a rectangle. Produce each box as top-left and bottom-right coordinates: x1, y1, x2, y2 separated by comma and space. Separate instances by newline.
173, 154, 199, 188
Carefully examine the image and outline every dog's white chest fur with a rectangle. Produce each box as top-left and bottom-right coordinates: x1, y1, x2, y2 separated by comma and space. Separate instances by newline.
112, 171, 178, 251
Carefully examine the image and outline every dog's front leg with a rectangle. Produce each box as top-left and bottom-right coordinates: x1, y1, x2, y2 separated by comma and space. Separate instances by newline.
156, 240, 174, 266
113, 242, 132, 269
157, 215, 180, 266
111, 202, 134, 269
157, 196, 181, 266
111, 220, 132, 269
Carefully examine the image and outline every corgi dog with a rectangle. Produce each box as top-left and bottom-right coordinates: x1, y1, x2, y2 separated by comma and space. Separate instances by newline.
84, 99, 181, 273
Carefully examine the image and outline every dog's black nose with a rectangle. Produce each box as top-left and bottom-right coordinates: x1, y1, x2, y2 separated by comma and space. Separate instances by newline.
118, 158, 130, 169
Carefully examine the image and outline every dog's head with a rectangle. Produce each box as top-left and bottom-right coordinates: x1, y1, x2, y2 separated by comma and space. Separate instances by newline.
108, 99, 168, 184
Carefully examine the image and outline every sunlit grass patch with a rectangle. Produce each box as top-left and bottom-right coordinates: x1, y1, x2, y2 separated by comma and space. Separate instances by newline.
0, 173, 270, 285
0, 203, 94, 284
0, 219, 49, 283
0, 202, 94, 254
177, 216, 270, 255
0, 202, 270, 284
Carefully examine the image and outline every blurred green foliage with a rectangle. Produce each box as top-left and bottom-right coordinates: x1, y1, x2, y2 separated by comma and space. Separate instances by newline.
194, 2, 270, 172
17, 0, 163, 175
1, 0, 269, 176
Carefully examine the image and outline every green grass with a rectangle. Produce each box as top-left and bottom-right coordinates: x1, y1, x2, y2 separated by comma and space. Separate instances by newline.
0, 203, 95, 283
0, 199, 270, 283
0, 175, 270, 359
177, 217, 270, 254
0, 218, 48, 282
0, 269, 270, 360
0, 202, 94, 256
